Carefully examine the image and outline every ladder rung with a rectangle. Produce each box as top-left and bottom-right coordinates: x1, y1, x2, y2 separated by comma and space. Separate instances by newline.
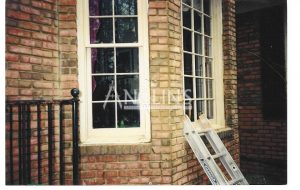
212, 152, 226, 159
197, 128, 212, 133
229, 177, 244, 185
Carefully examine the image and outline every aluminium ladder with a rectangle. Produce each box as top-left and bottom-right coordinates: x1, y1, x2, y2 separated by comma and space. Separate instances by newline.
183, 115, 249, 185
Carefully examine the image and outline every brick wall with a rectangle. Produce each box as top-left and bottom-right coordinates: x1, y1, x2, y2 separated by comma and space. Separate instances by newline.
236, 10, 287, 184
222, 0, 240, 165
5, 0, 78, 185
6, 0, 241, 185
6, 0, 77, 100
6, 0, 59, 100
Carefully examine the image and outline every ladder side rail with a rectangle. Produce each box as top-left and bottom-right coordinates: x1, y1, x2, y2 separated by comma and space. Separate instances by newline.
197, 117, 249, 185
205, 131, 245, 181
184, 120, 229, 185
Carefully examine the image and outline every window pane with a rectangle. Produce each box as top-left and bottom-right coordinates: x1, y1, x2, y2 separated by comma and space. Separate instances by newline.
205, 58, 212, 77
92, 48, 114, 73
117, 75, 139, 100
182, 5, 191, 29
184, 77, 194, 99
92, 76, 115, 101
196, 78, 204, 98
116, 48, 139, 73
184, 53, 193, 75
193, 0, 202, 11
185, 100, 194, 121
196, 100, 204, 118
203, 0, 210, 15
204, 37, 211, 56
182, 0, 191, 6
90, 18, 113, 44
93, 103, 115, 128
194, 33, 202, 54
117, 102, 140, 128
115, 0, 137, 15
183, 29, 192, 52
206, 79, 213, 98
207, 100, 214, 119
194, 11, 202, 33
89, 0, 112, 16
204, 16, 211, 36
115, 18, 138, 43
195, 55, 203, 76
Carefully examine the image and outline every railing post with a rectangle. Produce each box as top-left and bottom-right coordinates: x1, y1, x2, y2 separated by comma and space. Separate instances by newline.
71, 88, 80, 185
9, 105, 14, 184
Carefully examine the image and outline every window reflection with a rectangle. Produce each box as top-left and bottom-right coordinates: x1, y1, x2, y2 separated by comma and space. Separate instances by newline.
90, 18, 113, 43
116, 48, 139, 73
117, 102, 140, 128
93, 103, 115, 128
115, 18, 138, 43
115, 0, 137, 15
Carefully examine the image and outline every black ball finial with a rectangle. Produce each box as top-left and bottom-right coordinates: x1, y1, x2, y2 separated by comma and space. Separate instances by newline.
71, 88, 80, 98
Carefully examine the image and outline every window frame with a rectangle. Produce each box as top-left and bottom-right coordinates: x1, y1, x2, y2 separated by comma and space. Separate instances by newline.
77, 0, 151, 145
181, 0, 225, 128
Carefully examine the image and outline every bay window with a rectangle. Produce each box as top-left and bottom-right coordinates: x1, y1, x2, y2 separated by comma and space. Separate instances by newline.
78, 0, 150, 144
182, 0, 225, 127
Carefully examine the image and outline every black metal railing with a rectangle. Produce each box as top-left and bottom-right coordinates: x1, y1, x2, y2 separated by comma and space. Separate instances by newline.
5, 89, 80, 185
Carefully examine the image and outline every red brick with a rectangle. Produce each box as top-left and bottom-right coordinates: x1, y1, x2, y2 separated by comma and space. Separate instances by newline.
32, 0, 53, 10
42, 42, 57, 50
96, 155, 118, 162
18, 21, 40, 31
107, 178, 128, 184
128, 177, 150, 184
141, 169, 161, 176
7, 10, 31, 21
6, 36, 19, 44
59, 29, 77, 37
60, 44, 76, 52
6, 53, 19, 62
119, 155, 138, 161
44, 0, 56, 3
149, 16, 168, 23
6, 70, 19, 78
104, 171, 118, 177
32, 16, 52, 25
7, 27, 31, 38
19, 80, 32, 88
20, 89, 33, 96
59, 0, 76, 5
32, 32, 52, 41
20, 0, 30, 4
32, 49, 53, 57
6, 79, 19, 87
20, 39, 41, 47
8, 45, 31, 55
33, 81, 53, 89
41, 26, 58, 34
6, 3, 19, 10
81, 171, 96, 179
20, 55, 42, 64
19, 72, 32, 79
105, 163, 127, 170
59, 14, 76, 21
8, 63, 32, 71
59, 21, 76, 29
119, 170, 140, 177
6, 88, 18, 96
149, 2, 167, 9
140, 154, 150, 161
43, 58, 57, 66
19, 5, 40, 15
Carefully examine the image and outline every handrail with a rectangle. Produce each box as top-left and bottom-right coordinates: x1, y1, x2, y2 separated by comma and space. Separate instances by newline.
5, 88, 80, 185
